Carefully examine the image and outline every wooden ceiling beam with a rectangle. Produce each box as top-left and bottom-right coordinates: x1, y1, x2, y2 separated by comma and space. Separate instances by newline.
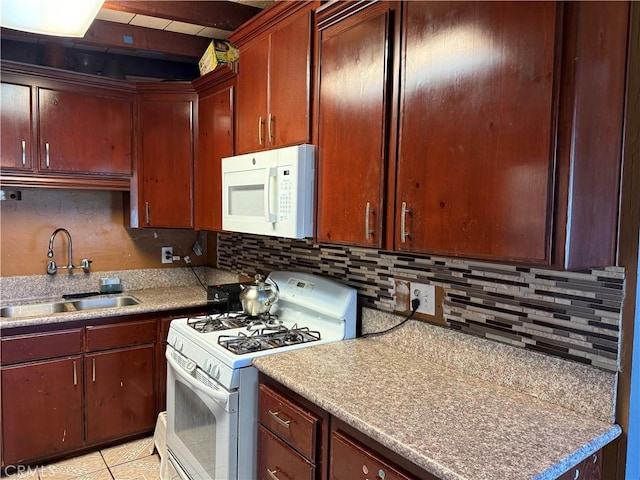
102, 1, 262, 31
1, 20, 211, 60
82, 20, 210, 59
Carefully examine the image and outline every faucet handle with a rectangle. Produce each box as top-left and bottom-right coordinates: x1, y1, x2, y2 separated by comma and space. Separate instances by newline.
81, 259, 92, 272
47, 260, 57, 275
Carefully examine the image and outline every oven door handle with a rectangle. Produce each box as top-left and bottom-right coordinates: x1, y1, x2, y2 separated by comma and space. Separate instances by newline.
165, 350, 230, 405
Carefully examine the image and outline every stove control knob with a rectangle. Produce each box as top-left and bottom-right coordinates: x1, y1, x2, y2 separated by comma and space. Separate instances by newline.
175, 337, 184, 351
167, 333, 175, 346
204, 358, 220, 378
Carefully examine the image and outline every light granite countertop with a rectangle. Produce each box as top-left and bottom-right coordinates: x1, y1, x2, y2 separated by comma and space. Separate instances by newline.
0, 267, 243, 329
253, 321, 621, 480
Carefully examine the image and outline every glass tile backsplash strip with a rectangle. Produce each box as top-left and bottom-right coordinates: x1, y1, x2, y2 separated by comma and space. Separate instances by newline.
217, 233, 624, 372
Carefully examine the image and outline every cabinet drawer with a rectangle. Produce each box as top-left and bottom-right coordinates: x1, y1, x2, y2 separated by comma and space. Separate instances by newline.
86, 319, 156, 352
259, 383, 319, 461
1, 328, 83, 364
258, 424, 315, 480
330, 431, 414, 480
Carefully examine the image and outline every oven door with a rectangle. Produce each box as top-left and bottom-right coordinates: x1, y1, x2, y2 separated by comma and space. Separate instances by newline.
165, 346, 239, 480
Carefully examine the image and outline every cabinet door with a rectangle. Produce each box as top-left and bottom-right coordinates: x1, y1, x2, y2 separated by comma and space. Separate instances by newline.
1, 356, 83, 465
236, 40, 269, 154
0, 82, 32, 171
85, 345, 156, 444
316, 3, 395, 246
395, 2, 557, 262
268, 10, 313, 148
195, 81, 234, 231
38, 88, 133, 175
139, 97, 194, 228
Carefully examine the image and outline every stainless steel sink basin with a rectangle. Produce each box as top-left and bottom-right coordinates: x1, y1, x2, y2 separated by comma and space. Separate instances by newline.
1, 302, 73, 317
1, 295, 141, 318
70, 295, 141, 311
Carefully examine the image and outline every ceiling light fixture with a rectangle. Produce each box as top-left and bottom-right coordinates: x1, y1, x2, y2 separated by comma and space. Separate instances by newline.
0, 0, 104, 38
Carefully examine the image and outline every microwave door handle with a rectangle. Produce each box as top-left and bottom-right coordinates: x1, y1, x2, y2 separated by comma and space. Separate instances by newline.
165, 350, 229, 406
265, 167, 278, 223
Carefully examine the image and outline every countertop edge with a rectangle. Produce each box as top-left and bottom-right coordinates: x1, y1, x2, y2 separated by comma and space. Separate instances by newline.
534, 426, 622, 480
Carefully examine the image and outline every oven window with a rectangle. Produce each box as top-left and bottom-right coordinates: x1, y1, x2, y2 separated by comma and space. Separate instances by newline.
175, 381, 217, 474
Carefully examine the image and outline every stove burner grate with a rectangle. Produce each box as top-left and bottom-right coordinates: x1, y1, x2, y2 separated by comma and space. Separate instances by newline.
187, 312, 283, 333
218, 324, 321, 355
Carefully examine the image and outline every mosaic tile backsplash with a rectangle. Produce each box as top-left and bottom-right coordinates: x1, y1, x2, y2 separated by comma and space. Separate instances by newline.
217, 233, 625, 372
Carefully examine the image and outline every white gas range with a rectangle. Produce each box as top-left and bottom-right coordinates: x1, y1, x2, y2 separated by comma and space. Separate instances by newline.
165, 271, 357, 480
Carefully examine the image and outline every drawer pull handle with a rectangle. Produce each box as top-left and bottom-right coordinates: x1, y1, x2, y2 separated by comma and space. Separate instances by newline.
268, 410, 290, 428
266, 468, 280, 480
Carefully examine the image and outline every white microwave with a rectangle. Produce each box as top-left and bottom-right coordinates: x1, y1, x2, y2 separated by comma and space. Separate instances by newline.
221, 144, 315, 239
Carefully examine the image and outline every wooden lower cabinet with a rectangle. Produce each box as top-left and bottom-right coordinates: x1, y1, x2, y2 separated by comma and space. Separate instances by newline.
330, 430, 413, 480
0, 312, 195, 469
1, 356, 83, 466
85, 345, 156, 444
557, 451, 602, 480
258, 425, 315, 480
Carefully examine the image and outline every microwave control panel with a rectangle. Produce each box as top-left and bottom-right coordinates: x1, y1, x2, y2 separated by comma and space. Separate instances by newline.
277, 166, 293, 221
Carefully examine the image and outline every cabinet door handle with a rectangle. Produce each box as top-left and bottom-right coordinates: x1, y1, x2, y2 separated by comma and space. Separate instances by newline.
145, 202, 150, 225
258, 116, 264, 146
45, 142, 50, 168
73, 361, 77, 386
267, 410, 290, 428
401, 201, 412, 243
268, 113, 274, 143
365, 202, 375, 240
266, 468, 281, 480
92, 358, 96, 382
21, 140, 26, 166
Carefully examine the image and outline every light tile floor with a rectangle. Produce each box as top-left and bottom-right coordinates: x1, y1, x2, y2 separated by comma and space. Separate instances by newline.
4, 438, 161, 480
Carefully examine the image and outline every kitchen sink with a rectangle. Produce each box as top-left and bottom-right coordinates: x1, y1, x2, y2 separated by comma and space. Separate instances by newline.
70, 295, 141, 311
1, 295, 141, 318
1, 302, 73, 317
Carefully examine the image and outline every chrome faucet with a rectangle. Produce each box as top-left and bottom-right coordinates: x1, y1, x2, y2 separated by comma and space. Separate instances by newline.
46, 228, 92, 275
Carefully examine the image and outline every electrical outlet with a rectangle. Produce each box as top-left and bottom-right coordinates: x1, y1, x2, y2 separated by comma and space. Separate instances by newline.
161, 246, 173, 264
410, 282, 436, 315
192, 241, 203, 256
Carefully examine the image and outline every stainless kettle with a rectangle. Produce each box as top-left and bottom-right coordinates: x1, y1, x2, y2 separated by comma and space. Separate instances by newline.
239, 274, 279, 316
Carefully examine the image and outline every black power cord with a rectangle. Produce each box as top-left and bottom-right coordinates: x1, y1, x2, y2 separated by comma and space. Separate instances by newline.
362, 298, 421, 338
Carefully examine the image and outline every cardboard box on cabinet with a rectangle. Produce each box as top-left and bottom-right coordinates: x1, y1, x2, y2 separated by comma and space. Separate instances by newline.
198, 39, 239, 76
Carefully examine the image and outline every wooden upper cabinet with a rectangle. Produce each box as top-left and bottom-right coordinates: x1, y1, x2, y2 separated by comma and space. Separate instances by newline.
0, 82, 33, 171
0, 61, 135, 190
137, 85, 196, 229
233, 2, 316, 154
552, 1, 629, 269
194, 68, 236, 231
236, 40, 269, 154
316, 2, 399, 247
395, 1, 558, 263
38, 88, 133, 175
393, 1, 629, 269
